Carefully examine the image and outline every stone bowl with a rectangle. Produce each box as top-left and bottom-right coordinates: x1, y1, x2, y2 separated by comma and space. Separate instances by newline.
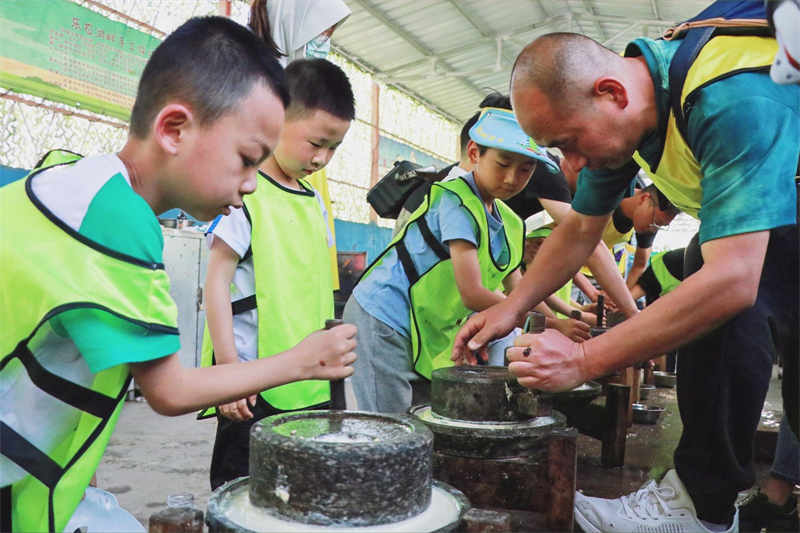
632, 403, 664, 425
248, 411, 432, 527
653, 371, 677, 388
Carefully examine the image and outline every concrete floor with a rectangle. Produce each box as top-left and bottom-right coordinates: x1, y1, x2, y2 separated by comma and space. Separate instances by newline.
98, 369, 783, 528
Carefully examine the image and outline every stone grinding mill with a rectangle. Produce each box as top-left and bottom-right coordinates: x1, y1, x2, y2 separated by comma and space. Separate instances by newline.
410, 365, 578, 532
205, 410, 470, 532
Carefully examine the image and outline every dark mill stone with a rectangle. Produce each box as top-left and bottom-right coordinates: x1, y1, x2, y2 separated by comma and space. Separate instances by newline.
431, 365, 540, 422
247, 410, 433, 527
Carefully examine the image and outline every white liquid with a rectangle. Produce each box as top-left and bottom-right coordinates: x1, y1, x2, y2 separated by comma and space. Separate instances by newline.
217, 485, 462, 532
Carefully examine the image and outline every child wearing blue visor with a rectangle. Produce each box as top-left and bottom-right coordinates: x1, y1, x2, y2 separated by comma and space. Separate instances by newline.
342, 107, 559, 413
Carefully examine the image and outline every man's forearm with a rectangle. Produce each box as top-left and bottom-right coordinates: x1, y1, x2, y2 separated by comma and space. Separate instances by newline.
580, 259, 760, 377
585, 244, 638, 316
506, 216, 602, 316
626, 264, 646, 288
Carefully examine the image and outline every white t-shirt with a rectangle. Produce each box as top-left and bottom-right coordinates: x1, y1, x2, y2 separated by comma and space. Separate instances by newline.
206, 186, 333, 362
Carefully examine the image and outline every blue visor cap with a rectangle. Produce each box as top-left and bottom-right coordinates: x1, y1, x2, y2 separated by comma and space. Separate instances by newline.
469, 107, 560, 173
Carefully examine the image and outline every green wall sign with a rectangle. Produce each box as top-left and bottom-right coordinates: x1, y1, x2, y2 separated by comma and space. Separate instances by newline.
0, 0, 161, 121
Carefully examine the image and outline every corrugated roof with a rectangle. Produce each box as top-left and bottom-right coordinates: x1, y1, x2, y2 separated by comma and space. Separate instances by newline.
333, 0, 714, 123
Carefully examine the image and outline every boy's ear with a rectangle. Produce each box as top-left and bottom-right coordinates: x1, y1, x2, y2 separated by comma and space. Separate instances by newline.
152, 103, 194, 155
466, 139, 481, 165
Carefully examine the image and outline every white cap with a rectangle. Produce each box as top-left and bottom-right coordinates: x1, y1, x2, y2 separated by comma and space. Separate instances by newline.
771, 1, 800, 85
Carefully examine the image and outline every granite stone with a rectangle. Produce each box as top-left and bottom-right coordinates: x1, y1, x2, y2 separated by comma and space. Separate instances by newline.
431, 366, 543, 422
410, 405, 565, 459
248, 410, 433, 527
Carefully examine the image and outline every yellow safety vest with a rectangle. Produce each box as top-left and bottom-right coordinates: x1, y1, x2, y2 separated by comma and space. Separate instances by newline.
632, 36, 778, 218
362, 177, 524, 379
200, 172, 332, 415
580, 216, 633, 277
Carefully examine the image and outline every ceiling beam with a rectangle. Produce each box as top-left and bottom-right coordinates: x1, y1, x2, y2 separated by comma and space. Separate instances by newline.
446, 0, 515, 68
380, 13, 570, 76
332, 43, 463, 124
581, 0, 609, 42
602, 21, 639, 47
580, 14, 675, 25
348, 0, 486, 112
650, 0, 661, 20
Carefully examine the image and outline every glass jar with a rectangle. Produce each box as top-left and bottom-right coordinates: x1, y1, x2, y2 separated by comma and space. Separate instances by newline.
148, 492, 203, 533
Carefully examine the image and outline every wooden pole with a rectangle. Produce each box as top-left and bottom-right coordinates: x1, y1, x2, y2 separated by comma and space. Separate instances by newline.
369, 81, 380, 223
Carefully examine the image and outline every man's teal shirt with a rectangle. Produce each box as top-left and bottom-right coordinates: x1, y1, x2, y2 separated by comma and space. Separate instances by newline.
572, 37, 800, 244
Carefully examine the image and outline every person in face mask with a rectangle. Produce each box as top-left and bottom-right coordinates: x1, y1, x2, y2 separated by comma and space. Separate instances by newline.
248, 0, 350, 67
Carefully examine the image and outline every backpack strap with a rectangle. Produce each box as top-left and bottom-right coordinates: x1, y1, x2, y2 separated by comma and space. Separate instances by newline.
667, 26, 717, 144
666, 1, 772, 145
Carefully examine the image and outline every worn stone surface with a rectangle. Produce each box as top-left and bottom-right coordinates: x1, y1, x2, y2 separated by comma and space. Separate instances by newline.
248, 410, 432, 527
431, 366, 547, 421
410, 405, 565, 459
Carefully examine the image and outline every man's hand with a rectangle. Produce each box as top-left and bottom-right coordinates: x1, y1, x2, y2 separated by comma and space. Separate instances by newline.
218, 395, 257, 421
452, 300, 522, 365
505, 330, 590, 391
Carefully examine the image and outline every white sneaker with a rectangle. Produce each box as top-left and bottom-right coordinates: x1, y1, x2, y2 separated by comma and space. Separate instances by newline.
574, 469, 739, 533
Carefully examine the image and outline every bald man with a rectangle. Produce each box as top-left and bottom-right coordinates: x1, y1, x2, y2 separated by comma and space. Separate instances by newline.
452, 32, 798, 533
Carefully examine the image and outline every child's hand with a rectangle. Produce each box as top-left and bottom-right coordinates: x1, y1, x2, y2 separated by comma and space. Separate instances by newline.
551, 318, 591, 343
218, 395, 257, 421
579, 311, 597, 326
294, 324, 358, 381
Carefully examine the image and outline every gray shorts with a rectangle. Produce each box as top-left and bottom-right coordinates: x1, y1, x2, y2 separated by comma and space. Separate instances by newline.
342, 296, 429, 413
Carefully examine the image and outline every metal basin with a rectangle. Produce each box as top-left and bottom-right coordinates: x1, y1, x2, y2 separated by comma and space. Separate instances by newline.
639, 384, 656, 401
653, 371, 677, 388
632, 403, 664, 425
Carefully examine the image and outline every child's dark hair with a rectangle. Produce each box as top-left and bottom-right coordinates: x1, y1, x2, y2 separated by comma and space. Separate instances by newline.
129, 16, 290, 138
644, 183, 679, 215
284, 59, 355, 121
462, 92, 513, 156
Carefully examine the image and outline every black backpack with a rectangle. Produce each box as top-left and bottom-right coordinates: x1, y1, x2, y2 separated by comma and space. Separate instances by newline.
366, 160, 456, 219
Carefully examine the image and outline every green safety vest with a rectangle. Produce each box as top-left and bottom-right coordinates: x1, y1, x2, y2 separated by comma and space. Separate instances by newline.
199, 172, 332, 415
363, 177, 524, 379
0, 151, 178, 532
650, 251, 681, 297
632, 35, 778, 218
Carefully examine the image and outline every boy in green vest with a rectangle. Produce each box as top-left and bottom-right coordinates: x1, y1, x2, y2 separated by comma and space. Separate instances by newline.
343, 107, 561, 413
0, 17, 357, 533
201, 58, 354, 489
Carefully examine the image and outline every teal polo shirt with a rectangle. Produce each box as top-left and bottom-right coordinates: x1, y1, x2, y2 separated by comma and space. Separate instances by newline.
572, 37, 799, 244
33, 156, 180, 373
